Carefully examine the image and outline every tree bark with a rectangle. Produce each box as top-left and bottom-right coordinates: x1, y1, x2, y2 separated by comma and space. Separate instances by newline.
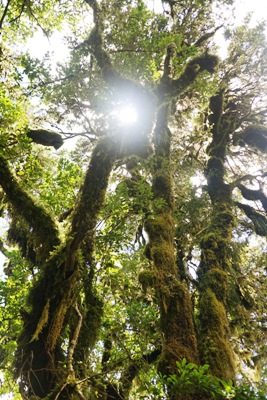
197, 90, 236, 381
145, 105, 199, 399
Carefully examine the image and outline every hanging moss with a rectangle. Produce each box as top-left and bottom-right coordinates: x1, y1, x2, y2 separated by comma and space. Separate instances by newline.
47, 289, 75, 352
7, 214, 37, 263
30, 299, 50, 343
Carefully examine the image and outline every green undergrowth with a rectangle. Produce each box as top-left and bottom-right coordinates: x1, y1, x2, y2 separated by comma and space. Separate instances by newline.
163, 359, 267, 400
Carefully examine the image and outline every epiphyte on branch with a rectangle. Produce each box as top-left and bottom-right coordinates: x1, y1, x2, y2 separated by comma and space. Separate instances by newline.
27, 129, 64, 149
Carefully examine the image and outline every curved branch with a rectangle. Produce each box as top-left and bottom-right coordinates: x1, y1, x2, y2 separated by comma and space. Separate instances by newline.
83, 0, 155, 115
69, 136, 117, 253
159, 53, 218, 99
84, 0, 119, 82
0, 155, 60, 259
0, 0, 11, 30
193, 25, 223, 48
237, 184, 267, 212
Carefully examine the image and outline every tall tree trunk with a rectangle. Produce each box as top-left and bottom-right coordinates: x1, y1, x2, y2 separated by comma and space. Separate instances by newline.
145, 105, 199, 398
197, 90, 236, 381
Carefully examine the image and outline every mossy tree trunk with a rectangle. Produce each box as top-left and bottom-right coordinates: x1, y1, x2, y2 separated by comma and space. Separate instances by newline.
145, 105, 199, 386
4, 2, 220, 398
13, 134, 153, 398
14, 137, 118, 399
84, 4, 218, 392
197, 90, 236, 381
142, 48, 218, 398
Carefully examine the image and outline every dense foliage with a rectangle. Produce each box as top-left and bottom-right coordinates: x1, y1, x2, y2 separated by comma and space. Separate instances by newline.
0, 0, 267, 399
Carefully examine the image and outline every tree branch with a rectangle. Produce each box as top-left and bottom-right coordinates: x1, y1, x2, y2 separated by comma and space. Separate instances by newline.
83, 0, 154, 112
68, 302, 83, 378
193, 25, 223, 48
0, 155, 60, 259
159, 53, 218, 99
27, 128, 64, 149
84, 0, 117, 82
0, 0, 11, 30
69, 136, 117, 253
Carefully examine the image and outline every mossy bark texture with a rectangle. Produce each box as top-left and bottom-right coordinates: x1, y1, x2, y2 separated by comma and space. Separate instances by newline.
15, 137, 118, 399
145, 106, 199, 396
197, 90, 236, 381
143, 47, 218, 395
142, 49, 218, 400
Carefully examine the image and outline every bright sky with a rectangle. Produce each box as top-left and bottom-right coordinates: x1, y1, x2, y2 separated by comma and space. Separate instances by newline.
235, 0, 267, 22
26, 30, 69, 65
26, 0, 267, 62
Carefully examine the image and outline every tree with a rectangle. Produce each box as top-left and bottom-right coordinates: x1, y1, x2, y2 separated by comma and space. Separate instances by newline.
0, 0, 267, 399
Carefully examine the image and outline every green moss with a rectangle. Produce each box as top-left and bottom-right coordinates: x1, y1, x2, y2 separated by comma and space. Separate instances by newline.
138, 270, 155, 290
214, 210, 234, 226
84, 295, 103, 350
199, 289, 227, 330
151, 243, 175, 271
200, 335, 235, 382
144, 214, 173, 243
0, 153, 60, 261
152, 174, 173, 208
158, 281, 199, 376
200, 232, 218, 250
200, 211, 234, 273
200, 269, 228, 303
198, 289, 235, 381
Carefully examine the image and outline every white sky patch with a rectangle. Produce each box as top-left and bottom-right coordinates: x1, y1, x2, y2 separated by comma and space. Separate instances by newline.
190, 174, 206, 197
145, 0, 164, 13
234, 0, 267, 23
26, 29, 70, 68
0, 393, 12, 400
214, 0, 267, 59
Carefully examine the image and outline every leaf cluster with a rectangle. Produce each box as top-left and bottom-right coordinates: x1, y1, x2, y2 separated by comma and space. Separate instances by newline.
164, 359, 267, 399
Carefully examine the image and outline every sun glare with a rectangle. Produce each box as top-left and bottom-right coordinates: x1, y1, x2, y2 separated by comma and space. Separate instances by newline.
117, 106, 138, 125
